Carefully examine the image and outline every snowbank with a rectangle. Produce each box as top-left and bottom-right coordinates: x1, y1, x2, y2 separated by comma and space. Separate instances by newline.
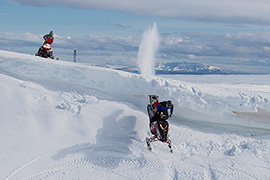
1, 50, 270, 179
1, 50, 270, 130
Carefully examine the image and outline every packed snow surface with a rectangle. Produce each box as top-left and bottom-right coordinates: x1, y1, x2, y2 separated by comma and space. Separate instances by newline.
0, 50, 270, 179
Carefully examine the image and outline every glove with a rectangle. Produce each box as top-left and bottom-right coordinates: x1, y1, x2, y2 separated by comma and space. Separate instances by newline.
169, 113, 173, 118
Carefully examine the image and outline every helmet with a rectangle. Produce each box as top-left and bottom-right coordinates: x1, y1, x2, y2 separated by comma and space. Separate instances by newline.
150, 95, 159, 104
49, 31, 54, 36
166, 100, 173, 108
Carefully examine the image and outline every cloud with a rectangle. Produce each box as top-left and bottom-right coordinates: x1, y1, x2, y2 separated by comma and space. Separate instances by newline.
160, 32, 270, 59
113, 23, 132, 28
62, 35, 138, 52
1, 31, 270, 70
0, 32, 138, 55
0, 32, 42, 48
11, 0, 270, 25
0, 32, 41, 43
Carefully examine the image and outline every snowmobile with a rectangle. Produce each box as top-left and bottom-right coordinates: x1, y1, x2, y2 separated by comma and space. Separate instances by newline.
35, 43, 54, 59
146, 95, 173, 153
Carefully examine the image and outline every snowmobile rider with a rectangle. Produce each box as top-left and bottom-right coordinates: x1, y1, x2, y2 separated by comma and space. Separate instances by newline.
43, 31, 54, 45
150, 100, 174, 134
36, 31, 54, 56
152, 100, 173, 122
147, 99, 174, 152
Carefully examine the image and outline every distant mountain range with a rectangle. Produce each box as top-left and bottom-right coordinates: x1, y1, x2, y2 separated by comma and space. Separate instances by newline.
155, 62, 225, 74
101, 62, 226, 74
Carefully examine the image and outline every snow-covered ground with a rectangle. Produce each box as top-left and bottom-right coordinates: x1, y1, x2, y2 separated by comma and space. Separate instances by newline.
0, 50, 270, 180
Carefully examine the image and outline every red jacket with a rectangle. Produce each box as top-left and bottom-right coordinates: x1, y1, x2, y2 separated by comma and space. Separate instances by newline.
43, 34, 54, 45
153, 101, 159, 113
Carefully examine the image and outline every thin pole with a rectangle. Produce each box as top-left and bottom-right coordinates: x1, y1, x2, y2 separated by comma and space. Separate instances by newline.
74, 49, 76, 62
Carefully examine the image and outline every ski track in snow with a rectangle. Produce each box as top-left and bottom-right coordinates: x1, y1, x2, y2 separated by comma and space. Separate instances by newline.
1, 50, 270, 179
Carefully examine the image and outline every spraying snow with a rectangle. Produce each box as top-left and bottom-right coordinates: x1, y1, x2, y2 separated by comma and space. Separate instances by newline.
137, 23, 160, 76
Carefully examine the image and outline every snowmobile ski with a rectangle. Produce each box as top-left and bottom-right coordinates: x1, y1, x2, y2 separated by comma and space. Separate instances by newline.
146, 137, 152, 151
168, 144, 173, 153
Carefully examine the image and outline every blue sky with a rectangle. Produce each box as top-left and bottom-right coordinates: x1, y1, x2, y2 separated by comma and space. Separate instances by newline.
1, 0, 270, 73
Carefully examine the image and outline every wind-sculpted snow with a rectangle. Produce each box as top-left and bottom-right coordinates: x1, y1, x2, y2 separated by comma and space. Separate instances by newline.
1, 50, 270, 179
1, 50, 270, 130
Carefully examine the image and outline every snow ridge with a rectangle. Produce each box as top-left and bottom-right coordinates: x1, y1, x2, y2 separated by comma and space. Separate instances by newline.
1, 50, 270, 179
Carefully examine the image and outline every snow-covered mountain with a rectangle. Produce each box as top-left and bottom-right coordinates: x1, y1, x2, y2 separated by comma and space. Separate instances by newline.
102, 62, 225, 74
1, 50, 270, 179
155, 62, 225, 74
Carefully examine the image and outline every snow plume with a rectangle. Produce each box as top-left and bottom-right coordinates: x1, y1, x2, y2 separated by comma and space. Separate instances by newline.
137, 23, 159, 76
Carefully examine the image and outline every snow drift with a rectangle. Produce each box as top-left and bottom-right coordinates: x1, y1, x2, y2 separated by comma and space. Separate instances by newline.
1, 50, 269, 130
1, 50, 270, 179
